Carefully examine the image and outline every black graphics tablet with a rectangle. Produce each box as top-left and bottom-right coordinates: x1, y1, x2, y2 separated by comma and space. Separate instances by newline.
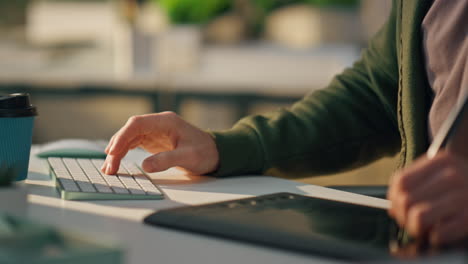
144, 193, 468, 261
144, 192, 404, 261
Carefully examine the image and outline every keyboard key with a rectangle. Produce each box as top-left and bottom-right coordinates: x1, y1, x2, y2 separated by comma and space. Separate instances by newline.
102, 176, 129, 194
94, 184, 113, 193
118, 175, 143, 190
117, 166, 128, 175
78, 159, 113, 192
75, 181, 96, 193
89, 160, 128, 193
134, 176, 154, 187
146, 190, 162, 195
112, 187, 130, 194
122, 162, 162, 194
144, 187, 162, 195
91, 159, 105, 169
55, 170, 72, 179
122, 162, 145, 176
58, 178, 79, 192
117, 178, 146, 194
129, 188, 146, 195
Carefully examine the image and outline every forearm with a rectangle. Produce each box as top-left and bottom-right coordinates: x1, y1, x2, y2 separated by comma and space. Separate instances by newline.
210, 71, 401, 178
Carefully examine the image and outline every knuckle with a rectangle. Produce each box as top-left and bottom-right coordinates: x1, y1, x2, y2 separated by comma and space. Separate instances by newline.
443, 170, 455, 180
127, 115, 143, 126
109, 135, 124, 151
160, 111, 178, 119
399, 194, 412, 210
444, 169, 461, 183
398, 173, 412, 191
412, 206, 429, 229
113, 134, 123, 143
438, 151, 451, 161
407, 204, 430, 236
157, 111, 181, 126
437, 151, 456, 166
444, 151, 457, 160
394, 191, 413, 213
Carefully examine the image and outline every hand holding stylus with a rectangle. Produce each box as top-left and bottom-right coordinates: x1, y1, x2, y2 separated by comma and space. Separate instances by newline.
389, 95, 468, 246
101, 112, 220, 176
388, 151, 468, 246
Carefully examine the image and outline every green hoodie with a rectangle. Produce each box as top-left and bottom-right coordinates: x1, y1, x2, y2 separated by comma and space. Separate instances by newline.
211, 0, 434, 178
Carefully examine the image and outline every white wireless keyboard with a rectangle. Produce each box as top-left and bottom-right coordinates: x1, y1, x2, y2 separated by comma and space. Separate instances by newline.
47, 158, 164, 200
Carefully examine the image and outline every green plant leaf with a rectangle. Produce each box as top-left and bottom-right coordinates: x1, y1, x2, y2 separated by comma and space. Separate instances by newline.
157, 0, 232, 24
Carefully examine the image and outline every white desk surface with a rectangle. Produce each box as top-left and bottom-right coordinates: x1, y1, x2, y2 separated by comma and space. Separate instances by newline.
23, 147, 390, 264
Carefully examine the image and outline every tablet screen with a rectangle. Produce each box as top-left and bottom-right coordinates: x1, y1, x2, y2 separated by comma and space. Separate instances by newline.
209, 193, 392, 249
145, 193, 396, 260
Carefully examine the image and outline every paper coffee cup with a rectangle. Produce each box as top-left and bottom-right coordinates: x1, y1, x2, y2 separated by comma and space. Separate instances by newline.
0, 93, 38, 182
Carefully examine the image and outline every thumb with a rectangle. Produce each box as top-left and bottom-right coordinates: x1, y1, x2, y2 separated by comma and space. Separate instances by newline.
142, 149, 185, 173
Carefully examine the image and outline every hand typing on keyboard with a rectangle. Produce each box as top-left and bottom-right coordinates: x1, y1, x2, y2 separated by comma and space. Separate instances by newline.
102, 112, 220, 176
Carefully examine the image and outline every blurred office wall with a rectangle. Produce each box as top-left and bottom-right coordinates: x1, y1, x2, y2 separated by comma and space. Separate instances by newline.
0, 0, 395, 185
32, 95, 153, 142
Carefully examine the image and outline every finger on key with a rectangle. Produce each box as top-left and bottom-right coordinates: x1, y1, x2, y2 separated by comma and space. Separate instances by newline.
105, 134, 117, 154
103, 153, 126, 175
102, 136, 142, 174
104, 119, 147, 174
108, 116, 143, 156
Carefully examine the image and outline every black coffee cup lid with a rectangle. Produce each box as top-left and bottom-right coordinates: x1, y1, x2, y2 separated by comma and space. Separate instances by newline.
0, 93, 38, 118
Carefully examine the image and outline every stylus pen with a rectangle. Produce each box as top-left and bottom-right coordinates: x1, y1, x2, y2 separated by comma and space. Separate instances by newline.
426, 93, 468, 159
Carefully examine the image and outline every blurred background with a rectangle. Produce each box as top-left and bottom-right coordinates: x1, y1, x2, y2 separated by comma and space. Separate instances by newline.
1, 0, 396, 185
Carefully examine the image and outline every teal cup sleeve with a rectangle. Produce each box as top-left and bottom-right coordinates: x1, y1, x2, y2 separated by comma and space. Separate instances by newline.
0, 117, 35, 181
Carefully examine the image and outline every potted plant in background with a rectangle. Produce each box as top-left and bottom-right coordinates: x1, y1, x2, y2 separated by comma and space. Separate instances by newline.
152, 0, 234, 74
154, 0, 361, 47
157, 0, 231, 25
140, 0, 362, 74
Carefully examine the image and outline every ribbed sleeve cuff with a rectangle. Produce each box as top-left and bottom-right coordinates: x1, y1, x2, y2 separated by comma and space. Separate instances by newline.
207, 127, 264, 177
